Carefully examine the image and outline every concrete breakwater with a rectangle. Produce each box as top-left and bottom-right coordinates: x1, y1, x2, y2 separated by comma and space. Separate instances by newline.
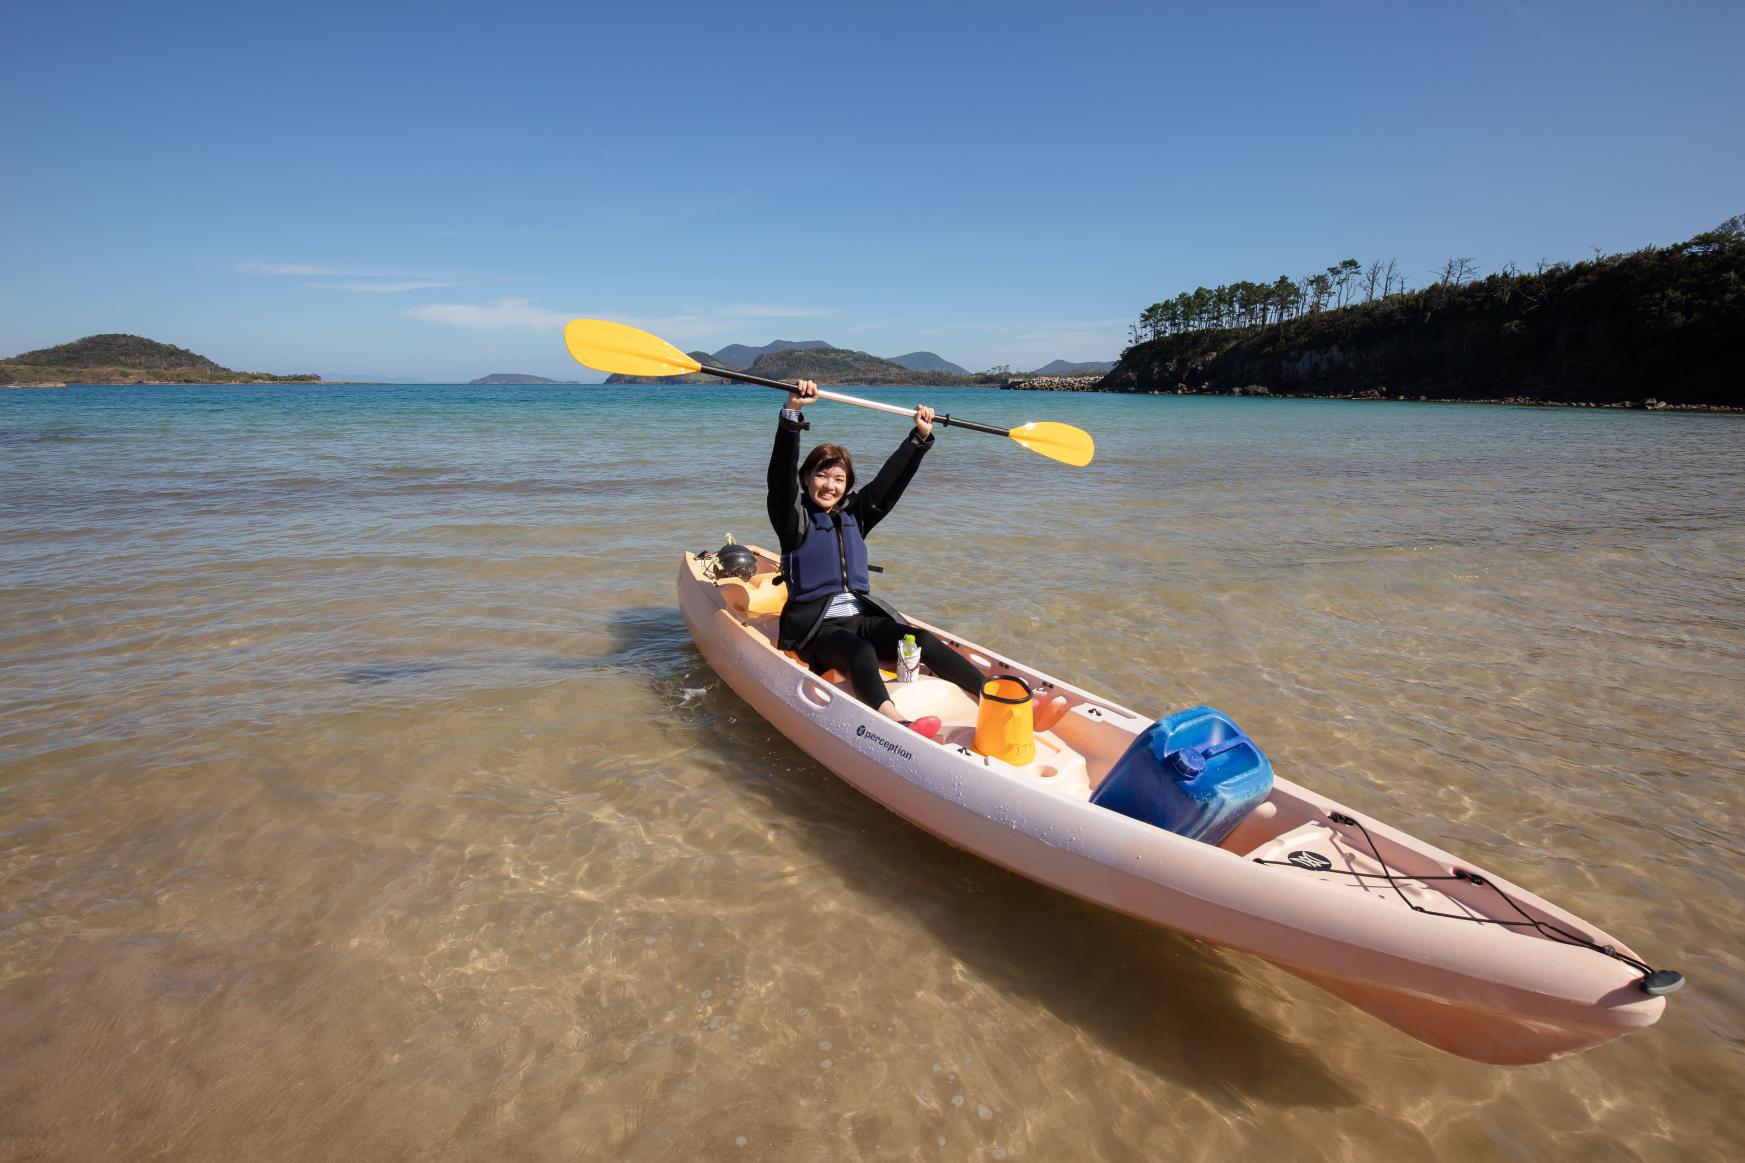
1001, 375, 1106, 391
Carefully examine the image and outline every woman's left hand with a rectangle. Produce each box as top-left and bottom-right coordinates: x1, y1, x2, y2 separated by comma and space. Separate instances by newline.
913, 404, 935, 439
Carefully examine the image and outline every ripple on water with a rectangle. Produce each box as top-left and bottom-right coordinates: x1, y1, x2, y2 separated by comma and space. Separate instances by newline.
1, 388, 1742, 1159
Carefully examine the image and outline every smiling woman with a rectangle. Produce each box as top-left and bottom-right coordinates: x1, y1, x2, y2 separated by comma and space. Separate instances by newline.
767, 379, 987, 731
799, 442, 853, 509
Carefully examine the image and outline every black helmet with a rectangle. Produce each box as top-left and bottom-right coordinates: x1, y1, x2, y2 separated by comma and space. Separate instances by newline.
713, 541, 756, 582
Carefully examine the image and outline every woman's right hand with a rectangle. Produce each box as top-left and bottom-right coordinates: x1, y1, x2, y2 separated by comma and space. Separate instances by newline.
785, 380, 819, 410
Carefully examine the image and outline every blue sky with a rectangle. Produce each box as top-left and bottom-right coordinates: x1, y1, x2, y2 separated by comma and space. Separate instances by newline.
3, 0, 1741, 381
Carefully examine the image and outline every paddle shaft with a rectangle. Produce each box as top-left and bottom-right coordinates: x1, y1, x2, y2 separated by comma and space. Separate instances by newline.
695, 362, 1010, 436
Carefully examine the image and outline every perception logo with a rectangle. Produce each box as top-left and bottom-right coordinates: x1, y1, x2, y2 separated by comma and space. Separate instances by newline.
855, 723, 913, 761
1287, 851, 1334, 871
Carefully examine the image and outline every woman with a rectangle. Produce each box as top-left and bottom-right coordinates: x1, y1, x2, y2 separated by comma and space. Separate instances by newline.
768, 380, 987, 736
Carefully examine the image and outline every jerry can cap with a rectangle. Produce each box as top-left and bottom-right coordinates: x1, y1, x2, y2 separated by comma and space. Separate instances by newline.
1165, 747, 1207, 780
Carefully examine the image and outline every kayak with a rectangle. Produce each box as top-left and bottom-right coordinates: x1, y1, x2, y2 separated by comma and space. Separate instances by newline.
678, 546, 1678, 1064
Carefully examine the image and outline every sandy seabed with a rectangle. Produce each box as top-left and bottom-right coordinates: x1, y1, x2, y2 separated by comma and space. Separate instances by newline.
2, 384, 1742, 1160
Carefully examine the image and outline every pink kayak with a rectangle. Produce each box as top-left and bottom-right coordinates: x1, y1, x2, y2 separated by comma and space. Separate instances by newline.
679, 547, 1679, 1064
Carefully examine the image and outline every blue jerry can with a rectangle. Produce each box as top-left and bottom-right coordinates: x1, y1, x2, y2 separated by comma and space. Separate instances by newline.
1089, 706, 1274, 845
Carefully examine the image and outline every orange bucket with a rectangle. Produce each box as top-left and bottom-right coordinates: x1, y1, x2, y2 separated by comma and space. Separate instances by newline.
974, 674, 1035, 765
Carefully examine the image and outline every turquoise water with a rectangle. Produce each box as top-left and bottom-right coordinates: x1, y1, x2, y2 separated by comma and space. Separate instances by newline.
3, 383, 1744, 1159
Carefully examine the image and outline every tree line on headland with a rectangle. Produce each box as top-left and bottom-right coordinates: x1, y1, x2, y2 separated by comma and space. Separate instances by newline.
1093, 216, 1744, 409
1132, 257, 1410, 340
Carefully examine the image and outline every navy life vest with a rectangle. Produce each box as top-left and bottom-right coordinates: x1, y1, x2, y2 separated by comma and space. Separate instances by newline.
782, 504, 869, 605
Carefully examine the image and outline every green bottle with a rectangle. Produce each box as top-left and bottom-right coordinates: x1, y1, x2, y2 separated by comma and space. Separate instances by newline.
897, 633, 921, 683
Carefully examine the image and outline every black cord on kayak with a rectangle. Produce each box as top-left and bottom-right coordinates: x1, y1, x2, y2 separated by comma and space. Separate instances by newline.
1254, 810, 1683, 995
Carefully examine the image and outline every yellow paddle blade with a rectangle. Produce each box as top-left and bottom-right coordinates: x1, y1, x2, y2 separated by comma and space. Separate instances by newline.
563, 318, 704, 378
1007, 420, 1094, 466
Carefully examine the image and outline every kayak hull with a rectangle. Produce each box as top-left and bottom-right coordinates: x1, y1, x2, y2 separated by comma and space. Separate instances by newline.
678, 550, 1668, 1064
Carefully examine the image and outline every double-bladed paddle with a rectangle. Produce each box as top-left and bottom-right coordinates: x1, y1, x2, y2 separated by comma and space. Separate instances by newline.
563, 318, 1095, 466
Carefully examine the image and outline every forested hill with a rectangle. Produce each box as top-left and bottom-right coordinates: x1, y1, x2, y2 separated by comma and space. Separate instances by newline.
601, 351, 725, 385
605, 344, 1003, 386
889, 351, 970, 375
1102, 217, 1745, 408
0, 334, 318, 384
712, 340, 831, 370
1032, 358, 1115, 375
746, 347, 1001, 386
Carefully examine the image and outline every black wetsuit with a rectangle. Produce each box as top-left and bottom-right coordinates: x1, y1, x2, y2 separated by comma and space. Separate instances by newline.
767, 410, 984, 709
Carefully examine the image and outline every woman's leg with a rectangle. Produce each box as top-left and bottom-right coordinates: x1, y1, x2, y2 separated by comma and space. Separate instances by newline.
916, 629, 987, 699
866, 621, 985, 700
806, 623, 894, 714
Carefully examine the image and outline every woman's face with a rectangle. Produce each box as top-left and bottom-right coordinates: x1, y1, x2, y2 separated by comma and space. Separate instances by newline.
807, 464, 848, 510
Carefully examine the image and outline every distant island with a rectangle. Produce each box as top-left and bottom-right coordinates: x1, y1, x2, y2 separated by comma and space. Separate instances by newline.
739, 347, 1004, 387
603, 339, 1047, 386
468, 373, 581, 385
0, 332, 1110, 391
711, 339, 833, 370
703, 339, 972, 376
888, 351, 970, 375
1089, 215, 1745, 409
605, 345, 1003, 387
0, 334, 318, 386
1030, 358, 1115, 376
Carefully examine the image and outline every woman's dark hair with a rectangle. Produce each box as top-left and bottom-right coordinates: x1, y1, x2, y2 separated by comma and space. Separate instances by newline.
799, 443, 855, 494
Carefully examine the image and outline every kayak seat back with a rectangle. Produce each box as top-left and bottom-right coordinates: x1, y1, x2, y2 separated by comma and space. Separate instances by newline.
1090, 706, 1274, 844
717, 574, 787, 616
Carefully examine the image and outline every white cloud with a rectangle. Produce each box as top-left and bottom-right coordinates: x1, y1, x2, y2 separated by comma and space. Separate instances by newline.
724, 304, 839, 319
917, 318, 1129, 337
612, 305, 838, 345
237, 262, 427, 278
408, 298, 573, 332
400, 300, 837, 341
304, 280, 454, 293
1506, 2, 1546, 29
905, 317, 1127, 370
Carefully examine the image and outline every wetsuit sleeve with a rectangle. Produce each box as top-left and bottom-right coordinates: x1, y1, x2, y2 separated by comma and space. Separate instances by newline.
767, 410, 810, 551
853, 427, 934, 536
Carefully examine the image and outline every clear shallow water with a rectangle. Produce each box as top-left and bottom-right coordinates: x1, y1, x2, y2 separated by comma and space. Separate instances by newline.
2, 383, 1743, 1160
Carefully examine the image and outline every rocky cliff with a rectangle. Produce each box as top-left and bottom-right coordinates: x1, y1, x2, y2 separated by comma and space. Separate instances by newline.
1103, 220, 1744, 408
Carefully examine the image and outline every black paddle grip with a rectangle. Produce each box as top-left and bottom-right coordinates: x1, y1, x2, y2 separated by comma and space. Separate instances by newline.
699, 363, 797, 392
939, 414, 1008, 436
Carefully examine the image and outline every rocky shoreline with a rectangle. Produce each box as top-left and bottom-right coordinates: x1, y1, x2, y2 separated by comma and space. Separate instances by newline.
999, 381, 1744, 412
2, 378, 318, 388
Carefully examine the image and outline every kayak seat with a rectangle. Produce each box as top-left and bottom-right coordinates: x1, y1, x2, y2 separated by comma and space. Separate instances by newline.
717, 575, 787, 616
814, 658, 912, 688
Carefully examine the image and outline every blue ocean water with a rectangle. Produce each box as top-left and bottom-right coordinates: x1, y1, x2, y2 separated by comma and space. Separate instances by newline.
3, 382, 1744, 1158
8, 381, 1740, 587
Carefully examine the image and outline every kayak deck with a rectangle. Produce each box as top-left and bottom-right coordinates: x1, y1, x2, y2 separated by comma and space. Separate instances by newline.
718, 561, 1607, 927
694, 548, 1672, 1063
